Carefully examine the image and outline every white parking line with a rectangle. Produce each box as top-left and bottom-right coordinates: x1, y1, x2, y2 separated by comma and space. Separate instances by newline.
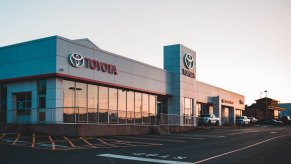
192, 133, 291, 164
0, 133, 6, 139
63, 136, 75, 148
97, 154, 192, 164
48, 136, 56, 150
91, 137, 116, 147
12, 133, 20, 145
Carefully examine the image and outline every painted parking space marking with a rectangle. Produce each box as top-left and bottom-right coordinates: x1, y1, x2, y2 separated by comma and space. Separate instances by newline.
95, 138, 116, 147
0, 133, 6, 139
98, 138, 163, 147
31, 133, 36, 147
12, 133, 20, 145
48, 136, 56, 150
1, 133, 163, 150
97, 154, 192, 164
63, 136, 76, 148
80, 137, 97, 148
132, 152, 187, 160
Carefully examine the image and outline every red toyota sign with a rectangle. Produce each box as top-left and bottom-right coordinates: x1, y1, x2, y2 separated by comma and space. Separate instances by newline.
69, 53, 118, 75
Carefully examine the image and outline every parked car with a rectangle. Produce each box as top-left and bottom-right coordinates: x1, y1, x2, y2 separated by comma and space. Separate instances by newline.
281, 116, 291, 124
264, 119, 284, 125
236, 116, 251, 125
198, 114, 220, 126
248, 117, 258, 124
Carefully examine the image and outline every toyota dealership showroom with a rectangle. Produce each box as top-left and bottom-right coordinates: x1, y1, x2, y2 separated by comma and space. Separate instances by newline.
0, 36, 245, 127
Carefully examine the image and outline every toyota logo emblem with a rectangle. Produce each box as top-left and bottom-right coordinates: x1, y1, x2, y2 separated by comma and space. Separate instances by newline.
184, 54, 194, 69
69, 53, 84, 68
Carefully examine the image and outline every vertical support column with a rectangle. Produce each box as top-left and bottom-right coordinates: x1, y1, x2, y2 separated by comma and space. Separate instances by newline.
6, 86, 13, 123
193, 99, 197, 126
180, 97, 184, 126
230, 108, 235, 125
213, 96, 221, 125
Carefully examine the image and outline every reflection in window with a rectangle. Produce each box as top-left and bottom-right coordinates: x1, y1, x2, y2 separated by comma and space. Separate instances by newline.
149, 95, 156, 115
76, 82, 87, 122
184, 98, 193, 125
109, 88, 118, 123
118, 89, 126, 124
63, 80, 75, 123
142, 94, 149, 124
127, 91, 134, 124
88, 84, 98, 123
99, 86, 108, 123
61, 80, 164, 125
135, 92, 142, 123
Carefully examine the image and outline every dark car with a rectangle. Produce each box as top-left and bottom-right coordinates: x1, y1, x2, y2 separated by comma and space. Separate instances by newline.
281, 116, 291, 124
264, 119, 284, 125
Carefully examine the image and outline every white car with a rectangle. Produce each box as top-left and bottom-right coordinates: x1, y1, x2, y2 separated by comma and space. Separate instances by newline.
248, 117, 258, 123
236, 116, 251, 125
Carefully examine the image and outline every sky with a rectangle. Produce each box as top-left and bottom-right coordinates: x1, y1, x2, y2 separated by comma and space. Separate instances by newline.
0, 0, 290, 105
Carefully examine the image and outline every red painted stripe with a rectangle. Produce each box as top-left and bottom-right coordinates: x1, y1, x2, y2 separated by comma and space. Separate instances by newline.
0, 73, 170, 96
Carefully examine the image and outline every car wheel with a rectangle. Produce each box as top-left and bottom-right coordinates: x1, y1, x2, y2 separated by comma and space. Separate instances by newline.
208, 120, 211, 126
215, 121, 219, 126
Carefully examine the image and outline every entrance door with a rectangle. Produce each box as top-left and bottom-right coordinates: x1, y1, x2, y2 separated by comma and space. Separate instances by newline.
13, 92, 32, 123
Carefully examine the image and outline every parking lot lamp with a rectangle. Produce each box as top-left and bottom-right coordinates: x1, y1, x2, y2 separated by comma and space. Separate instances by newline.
264, 90, 267, 120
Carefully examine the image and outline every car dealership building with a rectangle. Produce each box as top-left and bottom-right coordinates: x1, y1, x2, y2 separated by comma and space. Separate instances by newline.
0, 36, 245, 127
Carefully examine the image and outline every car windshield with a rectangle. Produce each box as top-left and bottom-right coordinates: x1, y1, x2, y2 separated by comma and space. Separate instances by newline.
237, 117, 244, 119
200, 114, 211, 117
248, 117, 253, 119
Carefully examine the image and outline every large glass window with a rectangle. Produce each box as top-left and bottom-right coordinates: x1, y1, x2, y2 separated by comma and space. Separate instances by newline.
62, 80, 162, 125
135, 92, 142, 124
63, 80, 76, 122
149, 95, 156, 124
184, 98, 194, 125
142, 93, 149, 124
88, 84, 98, 123
127, 91, 134, 124
109, 88, 118, 123
99, 86, 108, 123
149, 95, 156, 115
75, 82, 87, 122
118, 89, 126, 124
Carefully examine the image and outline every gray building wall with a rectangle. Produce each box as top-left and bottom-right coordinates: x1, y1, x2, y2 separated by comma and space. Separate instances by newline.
56, 36, 171, 96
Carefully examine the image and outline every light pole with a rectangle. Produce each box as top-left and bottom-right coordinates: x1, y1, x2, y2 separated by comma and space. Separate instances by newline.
264, 90, 267, 120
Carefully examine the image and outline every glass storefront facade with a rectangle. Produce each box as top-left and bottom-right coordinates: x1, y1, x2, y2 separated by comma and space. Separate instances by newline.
63, 80, 160, 124
184, 97, 194, 125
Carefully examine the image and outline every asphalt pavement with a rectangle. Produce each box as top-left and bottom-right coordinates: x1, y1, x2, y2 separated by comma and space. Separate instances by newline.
1, 125, 291, 164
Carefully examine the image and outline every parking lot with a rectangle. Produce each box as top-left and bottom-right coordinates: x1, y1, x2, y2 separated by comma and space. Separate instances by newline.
0, 132, 163, 151
1, 125, 291, 163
